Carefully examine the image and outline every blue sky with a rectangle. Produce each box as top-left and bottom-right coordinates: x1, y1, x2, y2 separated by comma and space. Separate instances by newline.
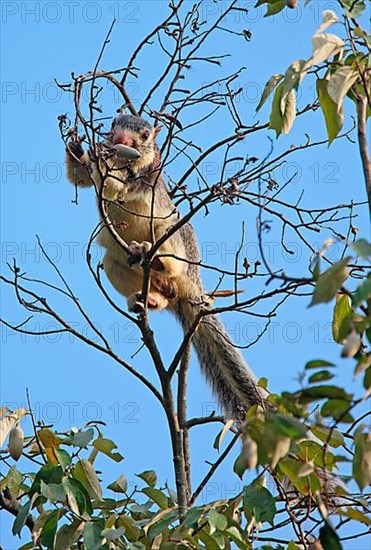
1, 1, 369, 548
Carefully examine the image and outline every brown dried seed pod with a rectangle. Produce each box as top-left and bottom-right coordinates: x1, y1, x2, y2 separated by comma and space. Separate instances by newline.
242, 437, 258, 470
341, 330, 360, 358
9, 425, 24, 461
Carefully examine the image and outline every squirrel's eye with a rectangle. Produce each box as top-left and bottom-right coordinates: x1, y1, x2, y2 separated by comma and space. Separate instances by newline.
141, 131, 150, 142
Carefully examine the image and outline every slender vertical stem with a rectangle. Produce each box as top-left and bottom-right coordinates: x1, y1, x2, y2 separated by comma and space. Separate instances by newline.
138, 317, 189, 518
177, 342, 192, 498
162, 378, 189, 519
356, 97, 371, 217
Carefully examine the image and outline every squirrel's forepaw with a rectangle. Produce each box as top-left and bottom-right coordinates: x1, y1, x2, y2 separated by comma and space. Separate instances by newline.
127, 241, 166, 271
127, 241, 151, 267
67, 139, 85, 159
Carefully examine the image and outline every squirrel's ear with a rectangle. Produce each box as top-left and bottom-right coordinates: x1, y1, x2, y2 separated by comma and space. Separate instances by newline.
154, 125, 163, 138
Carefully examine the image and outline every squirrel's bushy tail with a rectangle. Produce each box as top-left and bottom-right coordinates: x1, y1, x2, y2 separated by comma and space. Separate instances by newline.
174, 300, 266, 419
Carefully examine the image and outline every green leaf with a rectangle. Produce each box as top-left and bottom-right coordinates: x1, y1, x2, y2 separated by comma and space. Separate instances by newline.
319, 523, 342, 549
311, 255, 320, 280
233, 452, 248, 479
244, 414, 296, 469
117, 514, 141, 541
63, 477, 92, 516
317, 79, 344, 144
344, 0, 366, 18
243, 484, 276, 525
73, 459, 102, 500
208, 509, 228, 533
296, 385, 351, 403
270, 413, 308, 439
332, 295, 353, 343
258, 377, 268, 390
54, 522, 81, 550
298, 440, 336, 470
198, 529, 223, 550
40, 479, 66, 503
327, 66, 359, 110
256, 74, 284, 112
212, 530, 227, 548
101, 527, 125, 542
12, 498, 33, 537
355, 354, 371, 377
146, 509, 179, 538
63, 428, 94, 448
321, 399, 353, 422
352, 274, 371, 306
308, 370, 334, 383
142, 487, 169, 510
269, 82, 296, 137
353, 313, 370, 334
0, 465, 23, 495
305, 359, 335, 370
93, 437, 124, 462
41, 509, 60, 549
130, 502, 153, 514
353, 428, 371, 491
107, 474, 128, 494
83, 521, 107, 550
29, 463, 64, 498
350, 239, 371, 259
310, 258, 351, 305
336, 507, 371, 526
279, 457, 321, 495
310, 425, 344, 448
364, 366, 371, 390
54, 448, 71, 470
281, 60, 309, 103
136, 470, 157, 487
226, 526, 250, 549
344, 50, 367, 68
264, 0, 286, 17
182, 507, 205, 529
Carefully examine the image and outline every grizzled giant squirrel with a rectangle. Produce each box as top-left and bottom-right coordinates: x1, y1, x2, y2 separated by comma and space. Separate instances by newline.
66, 113, 266, 420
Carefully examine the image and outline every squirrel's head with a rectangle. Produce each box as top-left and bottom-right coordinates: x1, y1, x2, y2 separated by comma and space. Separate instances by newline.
109, 114, 162, 170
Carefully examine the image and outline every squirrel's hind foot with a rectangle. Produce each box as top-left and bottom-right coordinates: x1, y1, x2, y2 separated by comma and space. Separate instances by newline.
128, 291, 169, 314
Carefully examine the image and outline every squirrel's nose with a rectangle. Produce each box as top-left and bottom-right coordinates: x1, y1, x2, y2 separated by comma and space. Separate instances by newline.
113, 133, 134, 147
